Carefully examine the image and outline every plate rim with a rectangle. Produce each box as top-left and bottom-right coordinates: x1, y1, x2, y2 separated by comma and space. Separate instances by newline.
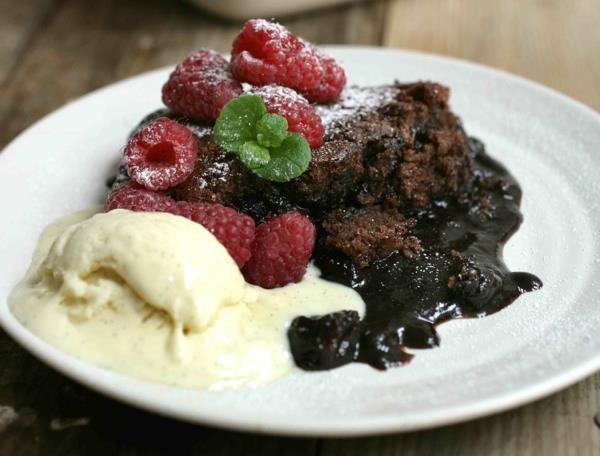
1, 45, 599, 437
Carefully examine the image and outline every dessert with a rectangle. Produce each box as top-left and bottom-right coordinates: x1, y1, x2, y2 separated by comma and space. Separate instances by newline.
132, 80, 542, 370
10, 18, 541, 389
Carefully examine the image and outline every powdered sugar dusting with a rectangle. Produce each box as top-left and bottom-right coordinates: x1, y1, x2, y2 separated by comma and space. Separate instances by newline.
250, 84, 311, 111
131, 165, 183, 190
182, 123, 212, 139
316, 85, 397, 136
199, 66, 238, 86
250, 19, 288, 38
246, 83, 396, 136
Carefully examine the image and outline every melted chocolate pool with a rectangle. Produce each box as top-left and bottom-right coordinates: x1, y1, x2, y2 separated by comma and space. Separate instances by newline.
288, 138, 542, 370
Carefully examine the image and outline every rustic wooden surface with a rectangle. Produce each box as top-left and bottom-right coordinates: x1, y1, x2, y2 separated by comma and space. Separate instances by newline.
0, 0, 599, 454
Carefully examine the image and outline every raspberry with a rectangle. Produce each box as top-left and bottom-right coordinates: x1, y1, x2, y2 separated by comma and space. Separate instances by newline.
230, 19, 345, 103
252, 85, 324, 148
176, 201, 255, 268
243, 212, 316, 289
174, 200, 197, 219
303, 56, 347, 104
105, 181, 178, 213
162, 48, 242, 121
124, 117, 198, 191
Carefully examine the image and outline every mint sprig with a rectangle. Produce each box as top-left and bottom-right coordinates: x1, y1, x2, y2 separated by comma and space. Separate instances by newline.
214, 95, 311, 182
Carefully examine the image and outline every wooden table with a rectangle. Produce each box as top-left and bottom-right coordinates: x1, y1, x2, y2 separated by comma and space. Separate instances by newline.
1, 0, 599, 454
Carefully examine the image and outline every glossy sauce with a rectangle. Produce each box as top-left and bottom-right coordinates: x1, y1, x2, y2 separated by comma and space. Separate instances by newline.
288, 138, 542, 370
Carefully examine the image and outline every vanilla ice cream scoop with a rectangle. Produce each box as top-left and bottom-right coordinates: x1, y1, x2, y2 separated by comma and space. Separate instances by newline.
9, 209, 364, 389
38, 209, 250, 333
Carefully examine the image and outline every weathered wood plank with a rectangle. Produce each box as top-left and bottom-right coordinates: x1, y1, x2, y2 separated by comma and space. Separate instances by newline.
0, 0, 57, 86
382, 0, 600, 110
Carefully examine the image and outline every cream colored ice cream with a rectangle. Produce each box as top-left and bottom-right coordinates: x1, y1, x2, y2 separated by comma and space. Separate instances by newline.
9, 209, 364, 389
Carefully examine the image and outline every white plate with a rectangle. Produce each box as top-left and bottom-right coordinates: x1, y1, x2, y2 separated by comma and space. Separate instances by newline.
1, 47, 599, 436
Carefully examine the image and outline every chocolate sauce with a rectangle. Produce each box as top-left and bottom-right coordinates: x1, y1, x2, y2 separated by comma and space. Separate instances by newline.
288, 138, 542, 370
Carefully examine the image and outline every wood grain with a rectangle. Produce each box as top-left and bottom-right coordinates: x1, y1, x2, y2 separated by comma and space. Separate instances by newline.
383, 0, 600, 110
0, 0, 57, 86
0, 0, 599, 454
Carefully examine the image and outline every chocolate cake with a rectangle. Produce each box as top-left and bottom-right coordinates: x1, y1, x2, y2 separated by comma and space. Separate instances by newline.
129, 82, 470, 260
113, 81, 541, 371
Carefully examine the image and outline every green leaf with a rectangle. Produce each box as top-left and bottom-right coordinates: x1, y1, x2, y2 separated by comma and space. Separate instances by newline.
214, 95, 266, 153
239, 141, 271, 170
213, 94, 312, 182
251, 132, 311, 182
256, 113, 288, 148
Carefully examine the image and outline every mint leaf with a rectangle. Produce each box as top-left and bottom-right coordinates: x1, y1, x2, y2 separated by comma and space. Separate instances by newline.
214, 95, 313, 182
251, 132, 311, 182
214, 95, 266, 153
256, 113, 288, 148
239, 141, 271, 170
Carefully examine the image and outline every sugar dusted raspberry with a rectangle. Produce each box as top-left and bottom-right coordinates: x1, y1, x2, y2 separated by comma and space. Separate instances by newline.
252, 85, 324, 148
124, 117, 198, 191
162, 48, 242, 121
105, 181, 178, 213
231, 19, 345, 103
243, 212, 316, 289
176, 201, 255, 268
303, 55, 347, 104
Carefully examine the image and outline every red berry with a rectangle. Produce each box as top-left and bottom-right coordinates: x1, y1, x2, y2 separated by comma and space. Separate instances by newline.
230, 19, 345, 103
162, 48, 243, 121
176, 201, 255, 268
105, 181, 178, 213
303, 55, 347, 104
243, 212, 316, 289
174, 200, 197, 219
124, 117, 198, 191
252, 85, 324, 148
